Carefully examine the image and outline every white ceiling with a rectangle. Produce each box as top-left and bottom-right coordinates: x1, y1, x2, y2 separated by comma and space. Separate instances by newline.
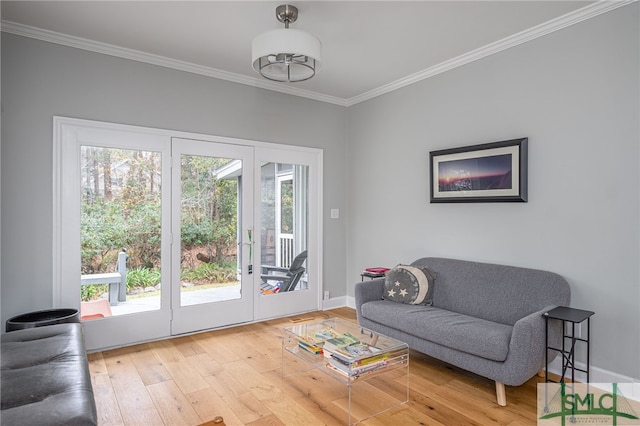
3, 1, 625, 106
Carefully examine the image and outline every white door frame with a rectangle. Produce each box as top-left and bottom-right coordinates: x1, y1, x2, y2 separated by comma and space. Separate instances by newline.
54, 118, 173, 350
253, 146, 322, 321
53, 117, 323, 351
170, 138, 255, 335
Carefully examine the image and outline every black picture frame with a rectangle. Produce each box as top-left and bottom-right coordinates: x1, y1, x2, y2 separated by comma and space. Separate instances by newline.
430, 138, 528, 203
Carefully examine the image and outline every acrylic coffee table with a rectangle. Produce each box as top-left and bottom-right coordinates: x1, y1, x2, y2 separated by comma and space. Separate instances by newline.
282, 317, 409, 425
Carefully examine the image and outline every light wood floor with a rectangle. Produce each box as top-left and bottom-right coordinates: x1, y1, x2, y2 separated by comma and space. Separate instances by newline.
88, 307, 545, 425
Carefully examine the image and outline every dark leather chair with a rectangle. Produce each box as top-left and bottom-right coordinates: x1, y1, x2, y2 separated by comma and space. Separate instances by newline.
1, 323, 98, 425
261, 250, 307, 292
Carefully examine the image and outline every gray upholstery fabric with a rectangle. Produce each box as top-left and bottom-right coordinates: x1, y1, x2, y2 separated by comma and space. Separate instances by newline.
1, 323, 98, 426
411, 257, 570, 325
361, 300, 512, 361
354, 257, 571, 387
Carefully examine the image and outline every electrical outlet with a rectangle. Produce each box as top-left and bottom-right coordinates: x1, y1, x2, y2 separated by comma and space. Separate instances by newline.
323, 290, 330, 300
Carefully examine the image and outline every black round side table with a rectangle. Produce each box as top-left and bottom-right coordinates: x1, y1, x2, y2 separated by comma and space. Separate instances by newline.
5, 308, 80, 332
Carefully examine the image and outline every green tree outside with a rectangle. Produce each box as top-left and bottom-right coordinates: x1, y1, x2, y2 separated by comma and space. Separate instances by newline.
80, 147, 238, 301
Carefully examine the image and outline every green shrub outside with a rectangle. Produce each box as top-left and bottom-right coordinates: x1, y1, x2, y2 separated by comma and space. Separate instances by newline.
81, 284, 109, 302
127, 266, 161, 290
181, 261, 237, 284
81, 262, 237, 302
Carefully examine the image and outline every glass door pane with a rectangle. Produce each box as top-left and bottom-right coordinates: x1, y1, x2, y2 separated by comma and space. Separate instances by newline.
178, 154, 241, 306
80, 146, 162, 318
171, 138, 254, 335
254, 145, 320, 321
259, 163, 308, 295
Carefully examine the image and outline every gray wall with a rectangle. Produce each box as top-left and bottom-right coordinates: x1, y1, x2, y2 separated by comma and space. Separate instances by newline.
0, 34, 348, 325
2, 3, 638, 381
347, 4, 639, 379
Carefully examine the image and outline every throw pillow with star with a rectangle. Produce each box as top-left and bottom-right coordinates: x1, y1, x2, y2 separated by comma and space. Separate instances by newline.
383, 264, 436, 305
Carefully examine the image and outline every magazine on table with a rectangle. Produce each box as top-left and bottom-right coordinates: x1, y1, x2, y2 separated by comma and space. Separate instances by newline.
324, 340, 385, 364
325, 358, 389, 378
322, 332, 360, 353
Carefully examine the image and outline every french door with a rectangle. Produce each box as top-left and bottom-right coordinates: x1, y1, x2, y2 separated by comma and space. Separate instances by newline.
253, 146, 320, 321
56, 123, 173, 350
54, 118, 321, 350
170, 138, 254, 334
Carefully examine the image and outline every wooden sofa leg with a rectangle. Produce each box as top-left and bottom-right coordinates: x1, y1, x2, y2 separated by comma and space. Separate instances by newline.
496, 381, 507, 406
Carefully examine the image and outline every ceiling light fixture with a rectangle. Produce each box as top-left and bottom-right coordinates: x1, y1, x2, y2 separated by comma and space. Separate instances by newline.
252, 4, 322, 83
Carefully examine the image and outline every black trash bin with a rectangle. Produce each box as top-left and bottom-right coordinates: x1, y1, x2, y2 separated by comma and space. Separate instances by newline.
5, 308, 80, 332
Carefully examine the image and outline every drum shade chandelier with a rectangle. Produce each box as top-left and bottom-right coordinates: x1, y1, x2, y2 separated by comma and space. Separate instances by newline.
252, 4, 322, 82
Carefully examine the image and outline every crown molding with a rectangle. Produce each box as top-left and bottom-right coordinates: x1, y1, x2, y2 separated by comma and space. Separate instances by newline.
1, 0, 634, 108
0, 20, 349, 107
346, 0, 637, 106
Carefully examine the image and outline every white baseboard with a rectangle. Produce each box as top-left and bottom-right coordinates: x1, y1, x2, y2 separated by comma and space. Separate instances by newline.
322, 296, 348, 310
546, 357, 640, 387
345, 295, 356, 309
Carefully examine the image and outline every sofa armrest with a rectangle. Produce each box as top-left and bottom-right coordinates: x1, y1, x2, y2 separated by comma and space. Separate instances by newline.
504, 304, 561, 385
354, 278, 385, 323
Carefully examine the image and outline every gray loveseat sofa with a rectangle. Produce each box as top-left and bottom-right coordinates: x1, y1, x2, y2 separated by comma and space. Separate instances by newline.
355, 257, 570, 406
1, 323, 98, 425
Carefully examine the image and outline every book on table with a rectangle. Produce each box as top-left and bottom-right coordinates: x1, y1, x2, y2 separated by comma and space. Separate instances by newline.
324, 348, 389, 378
325, 343, 381, 361
325, 358, 389, 378
297, 340, 323, 354
294, 329, 391, 378
321, 333, 390, 377
364, 267, 390, 274
295, 327, 339, 355
322, 332, 360, 353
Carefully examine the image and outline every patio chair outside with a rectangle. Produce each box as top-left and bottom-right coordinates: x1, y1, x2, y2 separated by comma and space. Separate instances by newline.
260, 250, 307, 293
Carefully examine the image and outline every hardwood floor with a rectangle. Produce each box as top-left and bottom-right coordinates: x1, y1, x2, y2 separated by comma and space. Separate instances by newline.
88, 308, 544, 425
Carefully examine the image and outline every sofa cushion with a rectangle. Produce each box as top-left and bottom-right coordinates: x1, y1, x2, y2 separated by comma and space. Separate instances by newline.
383, 264, 435, 305
361, 300, 513, 362
1, 323, 97, 426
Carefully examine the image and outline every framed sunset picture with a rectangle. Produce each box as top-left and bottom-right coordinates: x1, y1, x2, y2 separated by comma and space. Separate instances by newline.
430, 138, 528, 203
